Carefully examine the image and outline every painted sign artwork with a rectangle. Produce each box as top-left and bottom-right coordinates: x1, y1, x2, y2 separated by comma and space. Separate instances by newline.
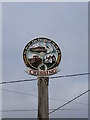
23, 38, 61, 76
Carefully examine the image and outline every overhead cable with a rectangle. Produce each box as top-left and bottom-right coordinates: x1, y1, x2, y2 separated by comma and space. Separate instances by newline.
49, 88, 90, 115
1, 88, 88, 106
0, 72, 89, 85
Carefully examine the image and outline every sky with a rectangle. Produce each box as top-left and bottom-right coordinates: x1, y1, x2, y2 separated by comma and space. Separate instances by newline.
2, 2, 88, 118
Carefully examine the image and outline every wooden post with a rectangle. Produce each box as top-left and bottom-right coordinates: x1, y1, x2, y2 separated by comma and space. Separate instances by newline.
38, 77, 49, 119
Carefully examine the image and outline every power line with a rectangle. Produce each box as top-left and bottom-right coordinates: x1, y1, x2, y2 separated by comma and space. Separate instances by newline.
0, 78, 37, 84
0, 109, 88, 113
1, 88, 88, 106
49, 97, 88, 106
0, 109, 38, 112
50, 72, 90, 79
2, 89, 38, 98
49, 88, 90, 115
0, 72, 89, 85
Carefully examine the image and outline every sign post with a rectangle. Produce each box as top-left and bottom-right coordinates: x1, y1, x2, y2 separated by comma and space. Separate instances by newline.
23, 37, 61, 119
38, 77, 49, 119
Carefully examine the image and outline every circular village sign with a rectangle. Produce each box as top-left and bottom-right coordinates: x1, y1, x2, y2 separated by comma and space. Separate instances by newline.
23, 38, 61, 77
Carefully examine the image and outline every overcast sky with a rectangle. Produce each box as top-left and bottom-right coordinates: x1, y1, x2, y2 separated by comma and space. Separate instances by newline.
2, 2, 88, 118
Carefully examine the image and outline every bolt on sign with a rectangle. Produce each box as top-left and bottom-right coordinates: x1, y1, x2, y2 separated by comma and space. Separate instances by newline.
23, 38, 61, 76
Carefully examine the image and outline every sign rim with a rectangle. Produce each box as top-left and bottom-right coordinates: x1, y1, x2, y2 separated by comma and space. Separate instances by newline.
23, 37, 61, 76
